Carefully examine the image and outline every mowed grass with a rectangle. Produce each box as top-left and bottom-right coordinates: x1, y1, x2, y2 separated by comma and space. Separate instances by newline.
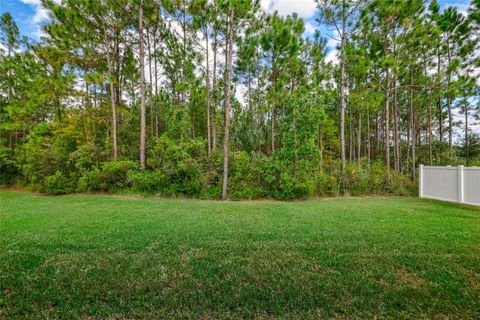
0, 192, 479, 319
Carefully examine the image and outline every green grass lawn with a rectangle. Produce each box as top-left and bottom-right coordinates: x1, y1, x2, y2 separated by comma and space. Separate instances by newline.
1, 192, 479, 319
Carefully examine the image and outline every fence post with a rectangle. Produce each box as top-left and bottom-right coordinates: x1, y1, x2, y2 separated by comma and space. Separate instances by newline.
458, 165, 464, 203
419, 164, 424, 198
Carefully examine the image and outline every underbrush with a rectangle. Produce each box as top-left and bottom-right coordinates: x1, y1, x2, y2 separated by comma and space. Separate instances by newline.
8, 134, 417, 199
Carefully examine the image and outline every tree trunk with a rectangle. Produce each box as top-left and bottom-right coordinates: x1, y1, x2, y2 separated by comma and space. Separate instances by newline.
393, 73, 400, 173
339, 10, 346, 173
410, 72, 416, 180
357, 112, 361, 161
139, 0, 146, 169
271, 111, 275, 153
271, 54, 276, 153
465, 101, 468, 165
367, 109, 371, 170
428, 91, 433, 166
349, 106, 353, 161
153, 26, 159, 138
212, 31, 218, 151
437, 47, 443, 143
319, 123, 324, 168
109, 63, 118, 160
181, 3, 187, 104
206, 34, 211, 157
147, 26, 154, 136
221, 12, 233, 201
376, 113, 380, 158
385, 68, 391, 180
447, 41, 452, 149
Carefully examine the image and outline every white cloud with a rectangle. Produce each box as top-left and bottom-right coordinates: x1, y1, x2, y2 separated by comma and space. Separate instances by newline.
33, 27, 48, 39
20, 0, 55, 23
19, 0, 61, 39
325, 49, 338, 64
304, 22, 316, 35
325, 36, 339, 64
261, 0, 317, 19
326, 38, 338, 49
0, 43, 6, 56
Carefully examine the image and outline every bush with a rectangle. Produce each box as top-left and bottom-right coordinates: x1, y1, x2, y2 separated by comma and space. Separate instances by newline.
128, 170, 165, 194
71, 142, 106, 172
16, 122, 76, 189
78, 168, 101, 192
99, 160, 140, 191
149, 136, 206, 197
228, 151, 266, 199
42, 171, 76, 194
162, 158, 205, 197
260, 156, 316, 200
314, 170, 340, 197
343, 162, 369, 196
0, 147, 19, 185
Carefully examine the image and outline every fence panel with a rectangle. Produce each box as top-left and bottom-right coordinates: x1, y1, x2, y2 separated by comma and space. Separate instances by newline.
463, 168, 480, 206
419, 165, 480, 206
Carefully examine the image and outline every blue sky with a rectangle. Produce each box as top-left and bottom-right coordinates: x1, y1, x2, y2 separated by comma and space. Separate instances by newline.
0, 0, 472, 42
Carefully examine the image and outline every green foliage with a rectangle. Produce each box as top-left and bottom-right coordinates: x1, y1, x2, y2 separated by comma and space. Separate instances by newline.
260, 156, 315, 200
42, 171, 76, 194
0, 147, 18, 185
149, 136, 206, 197
77, 168, 101, 192
99, 160, 140, 191
228, 151, 266, 199
128, 170, 165, 194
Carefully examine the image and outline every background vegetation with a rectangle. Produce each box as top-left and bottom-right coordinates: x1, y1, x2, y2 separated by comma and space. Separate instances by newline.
0, 0, 479, 199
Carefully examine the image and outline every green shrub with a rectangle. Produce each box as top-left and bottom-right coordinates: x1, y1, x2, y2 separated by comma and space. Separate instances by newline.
260, 156, 316, 200
0, 147, 19, 185
42, 171, 76, 194
228, 151, 266, 200
149, 136, 207, 197
128, 170, 165, 194
99, 160, 140, 191
314, 170, 340, 196
71, 142, 106, 172
162, 158, 205, 197
16, 122, 76, 190
78, 168, 101, 192
343, 162, 369, 196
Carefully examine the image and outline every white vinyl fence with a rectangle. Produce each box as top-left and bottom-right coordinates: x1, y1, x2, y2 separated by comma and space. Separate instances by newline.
419, 165, 480, 206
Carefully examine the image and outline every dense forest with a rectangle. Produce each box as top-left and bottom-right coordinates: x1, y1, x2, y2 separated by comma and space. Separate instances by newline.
0, 0, 479, 199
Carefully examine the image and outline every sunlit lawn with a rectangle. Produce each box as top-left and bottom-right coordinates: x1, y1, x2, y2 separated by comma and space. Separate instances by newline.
1, 191, 479, 319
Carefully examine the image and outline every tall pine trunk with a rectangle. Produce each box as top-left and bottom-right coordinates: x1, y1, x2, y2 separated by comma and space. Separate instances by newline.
153, 25, 159, 138
410, 71, 416, 180
206, 34, 211, 157
385, 68, 391, 180
447, 44, 452, 149
147, 26, 153, 136
339, 10, 346, 173
428, 92, 433, 166
108, 61, 118, 160
271, 54, 276, 153
393, 73, 399, 172
212, 31, 218, 151
465, 101, 468, 165
221, 12, 233, 200
139, 0, 146, 169
357, 112, 361, 161
437, 47, 443, 143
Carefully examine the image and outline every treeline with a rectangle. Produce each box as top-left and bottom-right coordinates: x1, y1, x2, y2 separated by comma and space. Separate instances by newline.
0, 0, 479, 199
